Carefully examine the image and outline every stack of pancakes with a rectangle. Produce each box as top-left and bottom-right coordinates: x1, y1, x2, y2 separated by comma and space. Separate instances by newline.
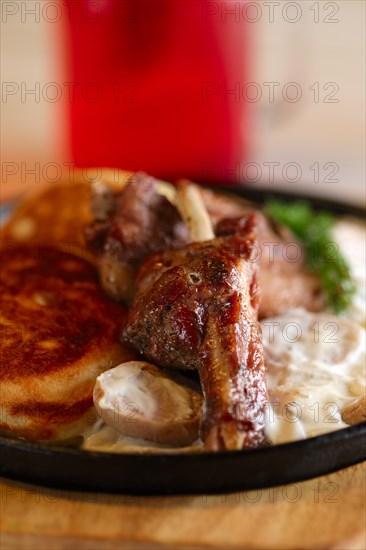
1, 175, 135, 442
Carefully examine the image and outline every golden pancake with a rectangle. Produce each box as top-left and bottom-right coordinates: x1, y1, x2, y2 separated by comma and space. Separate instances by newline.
0, 245, 134, 442
1, 169, 135, 261
1, 181, 94, 262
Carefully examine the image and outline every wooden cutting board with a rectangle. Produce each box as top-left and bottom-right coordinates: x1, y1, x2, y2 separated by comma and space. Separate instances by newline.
0, 462, 365, 549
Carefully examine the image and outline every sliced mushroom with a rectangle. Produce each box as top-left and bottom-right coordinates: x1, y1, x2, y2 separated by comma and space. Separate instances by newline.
341, 395, 366, 425
93, 361, 202, 446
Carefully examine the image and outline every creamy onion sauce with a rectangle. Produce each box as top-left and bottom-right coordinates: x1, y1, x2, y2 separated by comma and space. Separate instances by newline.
82, 218, 366, 453
263, 309, 365, 444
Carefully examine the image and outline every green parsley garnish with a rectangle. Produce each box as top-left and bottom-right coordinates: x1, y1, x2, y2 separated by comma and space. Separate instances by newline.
264, 200, 356, 314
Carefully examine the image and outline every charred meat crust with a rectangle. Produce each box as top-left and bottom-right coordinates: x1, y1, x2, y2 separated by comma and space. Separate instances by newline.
123, 215, 268, 449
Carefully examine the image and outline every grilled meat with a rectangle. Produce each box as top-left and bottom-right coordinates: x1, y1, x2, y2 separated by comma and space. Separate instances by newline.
123, 214, 268, 450
86, 176, 324, 316
85, 172, 191, 302
215, 212, 325, 318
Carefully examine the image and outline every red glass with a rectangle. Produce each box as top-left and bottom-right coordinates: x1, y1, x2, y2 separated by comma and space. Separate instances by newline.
63, 0, 251, 183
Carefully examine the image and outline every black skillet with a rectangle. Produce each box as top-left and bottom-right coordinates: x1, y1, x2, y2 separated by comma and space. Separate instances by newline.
1, 186, 365, 495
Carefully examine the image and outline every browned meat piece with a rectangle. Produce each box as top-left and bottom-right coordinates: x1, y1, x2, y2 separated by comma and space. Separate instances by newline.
201, 188, 254, 227
215, 212, 325, 318
123, 214, 268, 450
85, 173, 191, 302
259, 269, 324, 319
86, 174, 324, 316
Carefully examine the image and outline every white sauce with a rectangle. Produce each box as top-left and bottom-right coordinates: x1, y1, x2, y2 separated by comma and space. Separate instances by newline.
262, 309, 365, 444
83, 418, 202, 454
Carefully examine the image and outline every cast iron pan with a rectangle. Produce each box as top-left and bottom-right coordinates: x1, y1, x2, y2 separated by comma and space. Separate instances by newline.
1, 186, 365, 495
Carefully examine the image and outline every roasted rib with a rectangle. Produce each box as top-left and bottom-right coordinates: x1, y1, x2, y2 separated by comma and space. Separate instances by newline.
123, 213, 268, 450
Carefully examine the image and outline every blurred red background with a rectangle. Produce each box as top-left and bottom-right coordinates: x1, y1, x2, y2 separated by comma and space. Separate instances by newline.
64, 0, 250, 182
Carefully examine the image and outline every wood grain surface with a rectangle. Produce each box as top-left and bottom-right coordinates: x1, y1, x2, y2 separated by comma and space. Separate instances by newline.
0, 462, 365, 550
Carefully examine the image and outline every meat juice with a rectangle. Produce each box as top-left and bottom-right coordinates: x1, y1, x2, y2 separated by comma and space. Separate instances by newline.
62, 0, 251, 182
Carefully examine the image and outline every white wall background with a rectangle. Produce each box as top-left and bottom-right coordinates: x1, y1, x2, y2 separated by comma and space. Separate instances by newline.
1, 1, 68, 201
254, 0, 365, 204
